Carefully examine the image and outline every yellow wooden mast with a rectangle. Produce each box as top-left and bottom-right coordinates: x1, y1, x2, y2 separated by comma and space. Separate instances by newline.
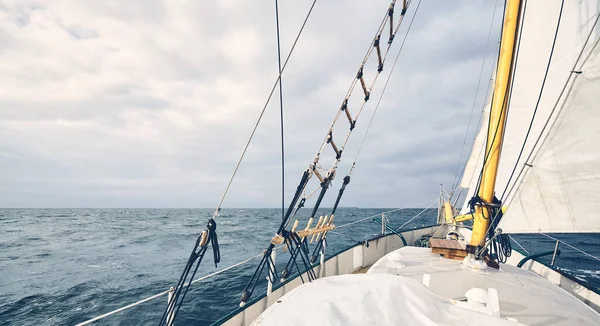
470, 0, 521, 249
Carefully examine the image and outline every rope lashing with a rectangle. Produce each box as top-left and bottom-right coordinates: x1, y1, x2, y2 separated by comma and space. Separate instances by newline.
207, 218, 221, 267
468, 195, 511, 263
312, 165, 325, 184
467, 195, 501, 218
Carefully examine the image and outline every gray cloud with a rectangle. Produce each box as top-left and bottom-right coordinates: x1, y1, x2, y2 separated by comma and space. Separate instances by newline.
0, 0, 503, 208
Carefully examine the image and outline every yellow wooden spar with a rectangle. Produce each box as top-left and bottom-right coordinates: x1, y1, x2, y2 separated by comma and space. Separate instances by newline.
470, 0, 521, 247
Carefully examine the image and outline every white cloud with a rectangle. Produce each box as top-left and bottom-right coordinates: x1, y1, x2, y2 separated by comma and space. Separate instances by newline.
0, 0, 502, 208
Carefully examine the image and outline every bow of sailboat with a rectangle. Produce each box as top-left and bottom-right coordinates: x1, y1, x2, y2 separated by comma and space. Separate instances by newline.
71, 0, 600, 324
241, 0, 600, 324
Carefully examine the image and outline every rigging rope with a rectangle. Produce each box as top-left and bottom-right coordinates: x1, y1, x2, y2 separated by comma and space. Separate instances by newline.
334, 199, 436, 230
487, 11, 600, 267
499, 0, 565, 201
501, 11, 600, 202
158, 219, 220, 326
463, 0, 526, 264
508, 234, 529, 255
348, 0, 422, 174
465, 0, 525, 258
307, 0, 424, 265
77, 247, 285, 326
540, 234, 600, 264
396, 198, 438, 229
161, 2, 320, 324
275, 0, 286, 222
213, 0, 319, 218
241, 0, 428, 306
451, 0, 500, 192
470, 0, 515, 201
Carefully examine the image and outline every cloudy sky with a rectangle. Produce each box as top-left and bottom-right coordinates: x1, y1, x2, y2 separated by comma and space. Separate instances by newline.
0, 0, 503, 208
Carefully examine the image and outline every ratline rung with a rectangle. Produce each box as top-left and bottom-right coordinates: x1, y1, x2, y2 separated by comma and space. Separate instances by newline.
341, 99, 356, 130
356, 66, 370, 101
374, 35, 383, 72
327, 131, 342, 160
388, 3, 395, 44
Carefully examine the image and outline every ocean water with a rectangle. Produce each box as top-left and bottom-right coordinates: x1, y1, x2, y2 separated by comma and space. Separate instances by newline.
0, 208, 598, 325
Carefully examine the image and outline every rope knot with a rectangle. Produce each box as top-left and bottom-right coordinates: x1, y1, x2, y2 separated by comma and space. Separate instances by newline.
207, 218, 217, 231
206, 218, 220, 267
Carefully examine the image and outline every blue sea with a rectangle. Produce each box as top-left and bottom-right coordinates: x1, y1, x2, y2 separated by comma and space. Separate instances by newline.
1, 208, 599, 325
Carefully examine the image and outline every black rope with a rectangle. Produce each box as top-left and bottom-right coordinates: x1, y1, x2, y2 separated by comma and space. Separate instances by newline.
485, 198, 511, 263
278, 169, 311, 234
332, 176, 351, 215
500, 0, 565, 201
309, 175, 351, 263
288, 232, 317, 280
158, 219, 220, 326
275, 0, 286, 222
308, 178, 331, 218
239, 245, 277, 305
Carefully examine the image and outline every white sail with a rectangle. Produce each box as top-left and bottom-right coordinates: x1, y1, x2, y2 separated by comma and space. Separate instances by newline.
499, 41, 600, 233
494, 0, 600, 233
459, 92, 491, 214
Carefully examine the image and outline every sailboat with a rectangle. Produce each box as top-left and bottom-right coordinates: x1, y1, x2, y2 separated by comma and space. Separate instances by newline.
76, 0, 600, 325
218, 0, 600, 324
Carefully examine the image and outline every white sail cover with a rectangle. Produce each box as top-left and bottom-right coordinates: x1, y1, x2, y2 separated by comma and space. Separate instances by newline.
460, 0, 600, 232
252, 274, 521, 326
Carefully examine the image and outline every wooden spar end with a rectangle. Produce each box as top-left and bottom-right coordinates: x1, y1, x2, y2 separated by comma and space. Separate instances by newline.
310, 216, 324, 243
305, 217, 313, 231
270, 224, 336, 245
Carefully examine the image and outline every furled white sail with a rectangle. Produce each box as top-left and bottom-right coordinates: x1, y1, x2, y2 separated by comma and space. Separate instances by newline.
459, 0, 600, 232
459, 92, 491, 214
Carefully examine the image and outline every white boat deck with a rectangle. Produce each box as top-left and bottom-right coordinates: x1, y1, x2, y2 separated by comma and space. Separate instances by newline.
368, 246, 600, 325
219, 229, 600, 326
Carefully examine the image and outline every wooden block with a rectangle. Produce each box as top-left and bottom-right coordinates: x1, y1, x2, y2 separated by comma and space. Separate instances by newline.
432, 247, 468, 259
445, 254, 467, 261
